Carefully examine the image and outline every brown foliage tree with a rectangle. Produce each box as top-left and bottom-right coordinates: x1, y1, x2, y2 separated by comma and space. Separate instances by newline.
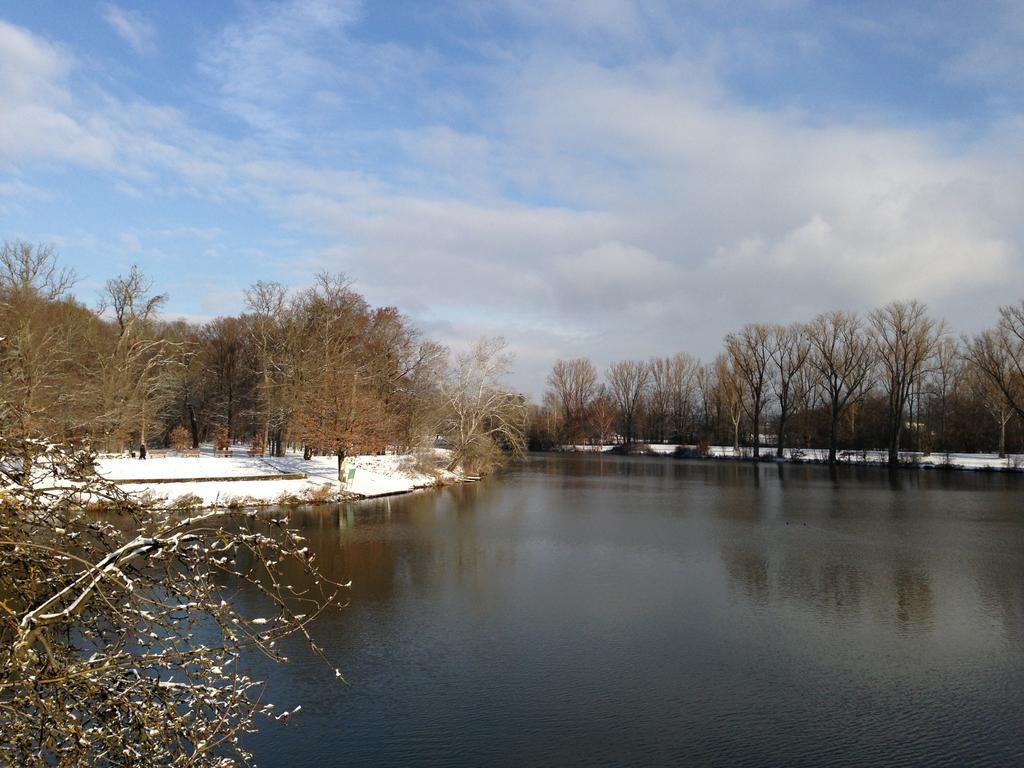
168, 424, 191, 451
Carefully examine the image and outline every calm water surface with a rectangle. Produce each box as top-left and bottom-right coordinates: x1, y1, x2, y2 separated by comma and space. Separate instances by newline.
244, 454, 1024, 767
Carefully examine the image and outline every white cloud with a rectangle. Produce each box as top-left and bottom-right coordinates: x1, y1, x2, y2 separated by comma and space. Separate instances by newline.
3, 8, 1024, 395
103, 4, 156, 55
554, 242, 678, 312
198, 0, 362, 136
0, 20, 113, 165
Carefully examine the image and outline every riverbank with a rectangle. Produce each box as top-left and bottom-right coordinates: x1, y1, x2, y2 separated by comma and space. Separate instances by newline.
558, 443, 1024, 472
96, 448, 464, 509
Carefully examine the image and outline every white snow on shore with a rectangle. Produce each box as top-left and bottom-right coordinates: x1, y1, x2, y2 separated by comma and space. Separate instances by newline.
96, 447, 459, 508
564, 444, 1024, 470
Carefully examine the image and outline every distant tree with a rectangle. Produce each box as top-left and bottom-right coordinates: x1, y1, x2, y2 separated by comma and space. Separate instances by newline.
361, 307, 446, 453
94, 265, 180, 451
440, 337, 527, 474
807, 311, 875, 463
666, 352, 699, 443
290, 273, 384, 474
168, 424, 191, 451
927, 336, 962, 452
966, 365, 1014, 457
789, 354, 822, 450
0, 240, 76, 301
103, 264, 166, 337
198, 316, 256, 443
694, 361, 716, 438
526, 398, 562, 451
245, 280, 289, 451
769, 322, 810, 458
0, 240, 91, 442
725, 323, 772, 460
711, 353, 744, 452
869, 300, 945, 466
646, 357, 679, 444
589, 388, 617, 445
606, 359, 650, 444
964, 301, 1024, 421
211, 425, 230, 451
546, 358, 598, 445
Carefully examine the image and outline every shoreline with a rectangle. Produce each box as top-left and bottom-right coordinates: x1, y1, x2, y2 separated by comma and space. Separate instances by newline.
96, 449, 469, 511
546, 444, 1024, 473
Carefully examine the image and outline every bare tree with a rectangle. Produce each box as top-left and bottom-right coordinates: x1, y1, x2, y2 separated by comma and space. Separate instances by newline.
869, 300, 945, 466
927, 336, 962, 452
546, 358, 598, 446
666, 353, 698, 443
198, 316, 256, 442
769, 323, 810, 458
694, 361, 715, 438
712, 353, 744, 452
725, 323, 772, 460
94, 266, 180, 451
245, 281, 291, 454
589, 388, 617, 445
964, 301, 1024, 421
606, 360, 650, 444
0, 242, 92, 441
102, 264, 166, 337
807, 311, 875, 463
0, 433, 346, 766
440, 337, 527, 474
965, 365, 1014, 457
790, 353, 822, 450
0, 240, 77, 301
646, 357, 674, 444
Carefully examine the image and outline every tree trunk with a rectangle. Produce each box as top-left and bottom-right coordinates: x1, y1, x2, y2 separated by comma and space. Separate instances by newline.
998, 418, 1007, 458
828, 411, 839, 464
888, 422, 901, 466
226, 390, 234, 443
752, 411, 760, 462
887, 391, 903, 466
776, 411, 787, 459
188, 402, 200, 449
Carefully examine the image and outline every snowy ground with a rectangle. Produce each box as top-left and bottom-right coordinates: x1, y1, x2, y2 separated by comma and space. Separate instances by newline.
564, 444, 1024, 471
96, 447, 460, 508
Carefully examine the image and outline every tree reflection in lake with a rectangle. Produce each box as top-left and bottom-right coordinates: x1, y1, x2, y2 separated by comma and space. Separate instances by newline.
239, 453, 1024, 767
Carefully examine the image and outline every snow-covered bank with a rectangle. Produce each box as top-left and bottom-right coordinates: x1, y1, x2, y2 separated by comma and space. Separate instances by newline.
560, 444, 1024, 471
96, 448, 463, 509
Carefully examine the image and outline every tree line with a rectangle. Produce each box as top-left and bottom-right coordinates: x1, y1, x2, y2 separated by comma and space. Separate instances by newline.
531, 301, 1024, 465
0, 240, 525, 475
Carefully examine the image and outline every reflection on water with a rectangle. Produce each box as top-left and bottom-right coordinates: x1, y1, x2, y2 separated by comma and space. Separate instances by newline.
243, 454, 1024, 767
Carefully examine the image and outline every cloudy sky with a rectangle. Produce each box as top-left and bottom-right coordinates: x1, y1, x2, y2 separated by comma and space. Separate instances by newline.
2, 1, 1023, 394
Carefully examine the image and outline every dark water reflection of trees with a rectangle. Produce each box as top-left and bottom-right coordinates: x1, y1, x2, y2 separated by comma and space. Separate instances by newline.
227, 454, 1024, 767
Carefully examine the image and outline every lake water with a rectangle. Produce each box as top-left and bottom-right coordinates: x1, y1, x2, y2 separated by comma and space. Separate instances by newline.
244, 453, 1024, 767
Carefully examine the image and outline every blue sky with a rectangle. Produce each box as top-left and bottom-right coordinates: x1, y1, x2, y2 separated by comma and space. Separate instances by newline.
2, 1, 1023, 393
